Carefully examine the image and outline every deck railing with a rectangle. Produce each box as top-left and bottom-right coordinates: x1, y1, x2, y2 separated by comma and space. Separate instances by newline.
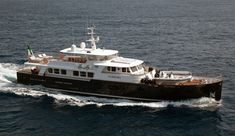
192, 73, 223, 83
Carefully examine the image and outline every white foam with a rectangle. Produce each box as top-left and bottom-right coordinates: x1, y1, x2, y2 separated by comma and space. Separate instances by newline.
0, 63, 221, 109
0, 85, 221, 109
0, 63, 19, 83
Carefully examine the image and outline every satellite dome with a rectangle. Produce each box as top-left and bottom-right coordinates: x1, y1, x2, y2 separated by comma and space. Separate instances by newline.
80, 42, 86, 49
71, 44, 76, 52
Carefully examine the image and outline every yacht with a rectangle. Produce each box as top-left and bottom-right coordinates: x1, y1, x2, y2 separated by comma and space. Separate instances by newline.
17, 27, 223, 101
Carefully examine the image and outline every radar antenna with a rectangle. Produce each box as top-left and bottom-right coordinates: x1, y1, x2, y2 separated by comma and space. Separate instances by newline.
86, 26, 100, 50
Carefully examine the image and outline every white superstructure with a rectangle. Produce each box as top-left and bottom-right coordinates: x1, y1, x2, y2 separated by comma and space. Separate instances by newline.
22, 26, 192, 85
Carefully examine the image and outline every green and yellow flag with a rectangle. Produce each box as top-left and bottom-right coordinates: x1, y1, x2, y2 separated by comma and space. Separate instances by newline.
27, 45, 34, 57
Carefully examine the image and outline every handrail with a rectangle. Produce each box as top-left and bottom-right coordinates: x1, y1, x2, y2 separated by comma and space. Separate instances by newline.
193, 73, 223, 79
192, 73, 223, 83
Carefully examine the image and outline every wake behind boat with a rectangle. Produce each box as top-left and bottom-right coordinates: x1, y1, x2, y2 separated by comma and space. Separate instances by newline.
17, 26, 223, 102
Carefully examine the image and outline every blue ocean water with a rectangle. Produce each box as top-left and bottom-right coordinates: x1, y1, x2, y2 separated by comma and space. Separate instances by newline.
0, 0, 235, 135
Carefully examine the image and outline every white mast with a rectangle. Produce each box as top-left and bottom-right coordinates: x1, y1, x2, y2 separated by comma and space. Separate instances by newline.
86, 26, 99, 50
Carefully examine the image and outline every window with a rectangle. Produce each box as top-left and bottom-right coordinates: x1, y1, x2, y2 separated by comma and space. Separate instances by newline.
127, 68, 130, 73
54, 69, 59, 74
107, 67, 111, 71
130, 66, 138, 72
122, 68, 126, 72
88, 72, 94, 78
75, 58, 79, 62
88, 56, 95, 60
71, 58, 75, 62
69, 57, 75, 62
61, 69, 66, 75
73, 71, 79, 76
80, 71, 86, 77
111, 67, 116, 72
48, 68, 53, 73
104, 56, 108, 60
137, 65, 143, 70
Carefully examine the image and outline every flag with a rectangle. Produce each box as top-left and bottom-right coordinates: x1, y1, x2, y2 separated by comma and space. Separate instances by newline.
27, 45, 34, 57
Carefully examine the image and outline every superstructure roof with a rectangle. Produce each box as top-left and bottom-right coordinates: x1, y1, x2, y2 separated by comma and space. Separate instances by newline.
60, 47, 118, 56
94, 57, 143, 67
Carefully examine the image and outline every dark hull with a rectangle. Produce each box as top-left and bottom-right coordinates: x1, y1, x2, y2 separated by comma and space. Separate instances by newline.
17, 72, 222, 102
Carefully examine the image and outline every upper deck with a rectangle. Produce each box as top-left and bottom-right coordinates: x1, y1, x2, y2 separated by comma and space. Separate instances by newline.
60, 46, 118, 56
94, 57, 143, 68
60, 26, 118, 57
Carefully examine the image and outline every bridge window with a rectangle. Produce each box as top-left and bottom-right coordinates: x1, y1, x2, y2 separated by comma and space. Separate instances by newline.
80, 71, 86, 77
130, 66, 138, 72
137, 65, 143, 70
61, 69, 66, 75
54, 69, 60, 74
88, 72, 94, 78
73, 71, 79, 76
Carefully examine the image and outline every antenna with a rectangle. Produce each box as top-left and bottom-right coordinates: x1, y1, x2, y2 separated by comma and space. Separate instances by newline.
86, 25, 100, 50
72, 27, 75, 45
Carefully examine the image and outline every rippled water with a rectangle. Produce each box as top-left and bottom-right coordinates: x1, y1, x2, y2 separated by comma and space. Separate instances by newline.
0, 0, 235, 135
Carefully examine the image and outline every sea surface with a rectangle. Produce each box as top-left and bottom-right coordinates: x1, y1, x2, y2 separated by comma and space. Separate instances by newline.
0, 0, 235, 135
